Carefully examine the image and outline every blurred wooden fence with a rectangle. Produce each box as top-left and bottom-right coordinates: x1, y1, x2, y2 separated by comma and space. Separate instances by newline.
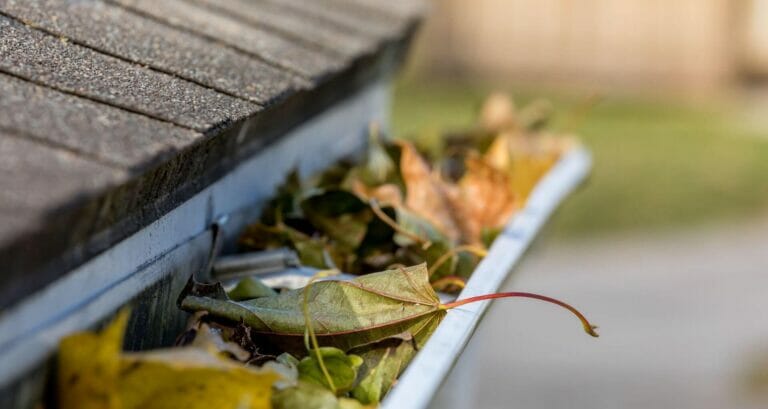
742, 0, 768, 77
411, 0, 768, 92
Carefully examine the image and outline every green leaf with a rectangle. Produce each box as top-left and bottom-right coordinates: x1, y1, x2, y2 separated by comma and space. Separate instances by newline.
272, 382, 371, 409
228, 277, 277, 301
300, 190, 371, 252
393, 207, 448, 247
350, 339, 416, 404
354, 207, 397, 270
419, 240, 454, 280
454, 250, 481, 280
481, 226, 501, 249
272, 381, 340, 409
294, 238, 330, 269
297, 347, 363, 394
261, 170, 304, 226
239, 221, 333, 269
276, 352, 300, 370
181, 264, 446, 354
301, 189, 369, 217
337, 398, 369, 409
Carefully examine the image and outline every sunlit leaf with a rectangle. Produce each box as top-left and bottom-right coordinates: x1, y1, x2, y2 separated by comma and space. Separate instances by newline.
297, 347, 363, 394
350, 339, 415, 404
58, 311, 286, 409
273, 381, 337, 409
58, 310, 127, 409
452, 156, 517, 243
399, 141, 463, 243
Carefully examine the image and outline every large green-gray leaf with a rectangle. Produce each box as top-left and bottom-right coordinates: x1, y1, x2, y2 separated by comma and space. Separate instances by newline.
181, 264, 446, 353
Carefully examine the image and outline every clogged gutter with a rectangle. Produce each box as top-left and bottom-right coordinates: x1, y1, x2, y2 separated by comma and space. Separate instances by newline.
56, 94, 598, 409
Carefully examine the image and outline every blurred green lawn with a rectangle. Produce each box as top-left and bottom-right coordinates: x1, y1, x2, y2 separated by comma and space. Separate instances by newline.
392, 81, 768, 239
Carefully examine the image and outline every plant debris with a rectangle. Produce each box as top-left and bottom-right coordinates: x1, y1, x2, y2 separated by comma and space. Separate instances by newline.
54, 94, 595, 408
58, 310, 288, 409
238, 94, 575, 288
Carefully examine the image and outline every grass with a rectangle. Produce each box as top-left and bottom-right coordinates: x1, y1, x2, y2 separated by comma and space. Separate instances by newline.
392, 81, 768, 239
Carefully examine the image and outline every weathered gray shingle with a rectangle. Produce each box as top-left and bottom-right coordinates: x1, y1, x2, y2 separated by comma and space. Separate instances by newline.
262, 0, 407, 39
187, 0, 376, 57
112, 0, 343, 79
0, 0, 307, 104
0, 15, 259, 131
0, 0, 425, 317
0, 131, 126, 236
334, 0, 427, 20
0, 73, 200, 169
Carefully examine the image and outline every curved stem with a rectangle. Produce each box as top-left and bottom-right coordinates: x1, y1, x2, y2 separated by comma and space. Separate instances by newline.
441, 292, 599, 337
428, 245, 488, 277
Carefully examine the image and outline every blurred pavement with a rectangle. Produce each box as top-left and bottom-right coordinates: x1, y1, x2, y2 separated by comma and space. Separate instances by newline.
431, 216, 768, 409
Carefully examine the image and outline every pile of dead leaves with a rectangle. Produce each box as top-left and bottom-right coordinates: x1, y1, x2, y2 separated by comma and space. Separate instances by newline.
60, 265, 597, 409
55, 94, 592, 409
239, 94, 575, 292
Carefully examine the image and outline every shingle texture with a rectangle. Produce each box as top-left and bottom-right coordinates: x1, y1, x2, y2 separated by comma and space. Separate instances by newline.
0, 0, 424, 309
113, 0, 344, 78
0, 72, 199, 168
0, 0, 308, 103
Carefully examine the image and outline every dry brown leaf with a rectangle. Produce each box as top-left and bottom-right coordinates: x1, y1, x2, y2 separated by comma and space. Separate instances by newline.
454, 157, 517, 242
399, 141, 518, 245
350, 179, 403, 208
399, 141, 463, 243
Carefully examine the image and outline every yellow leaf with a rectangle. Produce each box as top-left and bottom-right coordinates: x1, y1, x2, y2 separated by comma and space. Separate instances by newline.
58, 309, 127, 409
483, 130, 513, 170
58, 311, 283, 409
119, 349, 279, 409
484, 132, 573, 203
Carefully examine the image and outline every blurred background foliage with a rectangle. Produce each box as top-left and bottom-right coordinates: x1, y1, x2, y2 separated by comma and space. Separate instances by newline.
392, 81, 768, 239
395, 2, 768, 408
391, 0, 768, 240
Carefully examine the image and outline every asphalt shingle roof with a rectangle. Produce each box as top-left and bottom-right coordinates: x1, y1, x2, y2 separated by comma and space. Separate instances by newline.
0, 0, 424, 309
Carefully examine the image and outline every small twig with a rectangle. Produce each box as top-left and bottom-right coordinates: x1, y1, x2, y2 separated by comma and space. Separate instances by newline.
369, 199, 431, 248
302, 269, 341, 393
430, 275, 467, 291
